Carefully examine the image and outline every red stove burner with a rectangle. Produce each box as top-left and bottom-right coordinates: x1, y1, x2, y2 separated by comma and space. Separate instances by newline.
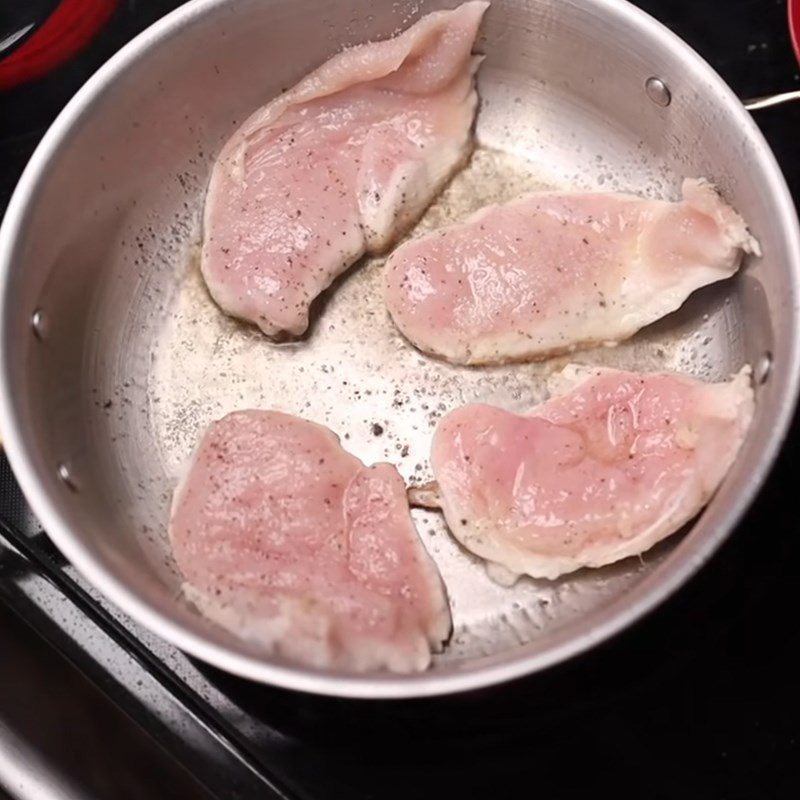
790, 0, 800, 67
0, 0, 117, 92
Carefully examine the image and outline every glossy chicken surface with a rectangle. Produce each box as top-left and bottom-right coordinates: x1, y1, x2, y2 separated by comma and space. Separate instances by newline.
170, 411, 451, 671
202, 1, 488, 337
429, 365, 754, 581
385, 179, 758, 364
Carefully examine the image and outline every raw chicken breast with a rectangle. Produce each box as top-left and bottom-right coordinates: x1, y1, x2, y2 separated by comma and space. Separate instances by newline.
202, 1, 488, 338
385, 179, 759, 364
169, 411, 450, 672
428, 365, 754, 581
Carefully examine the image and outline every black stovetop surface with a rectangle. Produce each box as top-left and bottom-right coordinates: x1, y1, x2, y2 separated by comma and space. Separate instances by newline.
1, 2, 799, 799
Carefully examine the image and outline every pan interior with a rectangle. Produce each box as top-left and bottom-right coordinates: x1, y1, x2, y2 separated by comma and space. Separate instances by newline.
3, 0, 789, 690
115, 48, 739, 662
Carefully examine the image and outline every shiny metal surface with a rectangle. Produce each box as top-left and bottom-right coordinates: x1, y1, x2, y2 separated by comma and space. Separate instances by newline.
0, 0, 799, 698
743, 89, 800, 110
0, 720, 87, 800
644, 75, 671, 106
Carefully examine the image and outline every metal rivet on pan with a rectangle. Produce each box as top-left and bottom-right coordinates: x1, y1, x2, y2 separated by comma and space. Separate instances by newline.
645, 77, 672, 107
755, 352, 773, 385
57, 462, 78, 492
31, 308, 48, 340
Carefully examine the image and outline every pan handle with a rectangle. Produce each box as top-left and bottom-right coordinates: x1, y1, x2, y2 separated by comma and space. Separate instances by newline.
743, 0, 800, 111
744, 90, 800, 111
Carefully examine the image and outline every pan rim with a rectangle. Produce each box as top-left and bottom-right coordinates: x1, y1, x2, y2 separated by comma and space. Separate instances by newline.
1, 0, 799, 698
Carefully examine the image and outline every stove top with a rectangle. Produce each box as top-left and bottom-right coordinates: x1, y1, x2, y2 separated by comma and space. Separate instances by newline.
1, 2, 799, 799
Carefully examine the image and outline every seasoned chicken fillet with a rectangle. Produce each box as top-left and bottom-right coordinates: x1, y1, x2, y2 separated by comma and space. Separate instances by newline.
429, 365, 754, 581
385, 179, 759, 364
169, 411, 451, 672
202, 1, 488, 337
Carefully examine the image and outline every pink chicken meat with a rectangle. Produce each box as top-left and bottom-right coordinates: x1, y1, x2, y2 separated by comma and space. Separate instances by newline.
429, 365, 754, 581
385, 179, 759, 364
169, 411, 450, 672
201, 1, 488, 338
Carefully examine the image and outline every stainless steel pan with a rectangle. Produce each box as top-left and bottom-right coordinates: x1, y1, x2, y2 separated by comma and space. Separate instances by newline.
1, 0, 799, 698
